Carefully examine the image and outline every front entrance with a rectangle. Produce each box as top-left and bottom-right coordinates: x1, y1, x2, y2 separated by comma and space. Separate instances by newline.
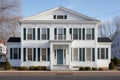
57, 49, 63, 64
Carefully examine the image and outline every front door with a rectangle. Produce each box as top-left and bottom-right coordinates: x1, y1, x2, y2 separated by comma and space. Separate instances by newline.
57, 49, 63, 64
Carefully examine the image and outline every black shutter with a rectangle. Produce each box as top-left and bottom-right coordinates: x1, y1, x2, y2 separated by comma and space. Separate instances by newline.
106, 48, 108, 59
83, 48, 85, 61
79, 48, 81, 61
19, 48, 21, 59
10, 48, 12, 59
33, 28, 35, 40
53, 15, 56, 19
54, 28, 57, 35
83, 28, 85, 40
92, 48, 95, 61
79, 28, 81, 40
92, 28, 95, 40
98, 48, 100, 59
33, 48, 36, 61
23, 28, 26, 40
47, 28, 50, 40
23, 48, 26, 61
64, 28, 66, 35
38, 48, 40, 61
47, 48, 50, 61
38, 28, 40, 40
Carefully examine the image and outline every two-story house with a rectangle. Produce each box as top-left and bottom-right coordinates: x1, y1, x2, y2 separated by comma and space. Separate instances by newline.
7, 6, 111, 70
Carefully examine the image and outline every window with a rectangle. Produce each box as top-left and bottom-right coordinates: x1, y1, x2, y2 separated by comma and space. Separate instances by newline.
42, 28, 47, 40
86, 48, 91, 61
10, 48, 21, 60
42, 48, 46, 61
27, 28, 35, 40
41, 28, 49, 40
54, 28, 66, 40
73, 29, 78, 39
73, 48, 78, 61
86, 28, 92, 40
53, 15, 67, 19
0, 55, 2, 59
28, 48, 32, 61
98, 48, 109, 59
13, 48, 18, 59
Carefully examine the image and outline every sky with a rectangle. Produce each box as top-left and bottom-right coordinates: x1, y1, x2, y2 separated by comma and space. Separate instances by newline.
22, 0, 120, 21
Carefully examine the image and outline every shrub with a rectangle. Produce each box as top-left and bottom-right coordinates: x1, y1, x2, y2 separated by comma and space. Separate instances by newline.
98, 68, 103, 71
29, 66, 36, 70
85, 67, 91, 71
5, 59, 12, 70
113, 58, 120, 66
79, 67, 85, 71
41, 66, 46, 70
19, 66, 27, 70
92, 67, 97, 71
35, 66, 42, 70
109, 61, 115, 70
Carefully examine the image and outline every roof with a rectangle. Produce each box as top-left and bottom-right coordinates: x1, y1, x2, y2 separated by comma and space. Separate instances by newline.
21, 6, 100, 22
7, 37, 21, 42
98, 37, 112, 42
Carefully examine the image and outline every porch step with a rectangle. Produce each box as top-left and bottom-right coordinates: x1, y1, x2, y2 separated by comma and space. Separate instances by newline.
53, 65, 69, 70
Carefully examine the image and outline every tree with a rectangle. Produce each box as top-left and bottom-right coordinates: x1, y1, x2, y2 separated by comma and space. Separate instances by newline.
109, 61, 115, 70
0, 0, 22, 44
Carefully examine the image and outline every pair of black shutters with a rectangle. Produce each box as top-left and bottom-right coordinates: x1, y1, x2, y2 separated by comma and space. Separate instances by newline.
79, 48, 95, 61
69, 28, 95, 40
98, 48, 108, 59
23, 48, 50, 61
10, 48, 21, 59
54, 28, 66, 35
23, 28, 50, 40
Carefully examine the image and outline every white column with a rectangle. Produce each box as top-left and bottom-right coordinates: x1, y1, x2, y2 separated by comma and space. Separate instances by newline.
50, 43, 53, 70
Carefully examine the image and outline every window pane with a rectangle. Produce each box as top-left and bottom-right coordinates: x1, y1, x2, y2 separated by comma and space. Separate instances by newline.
13, 48, 18, 59
73, 29, 78, 39
57, 15, 63, 19
86, 48, 91, 61
42, 48, 46, 61
28, 48, 32, 61
27, 28, 33, 40
101, 48, 105, 59
86, 28, 92, 40
42, 28, 46, 40
73, 48, 78, 61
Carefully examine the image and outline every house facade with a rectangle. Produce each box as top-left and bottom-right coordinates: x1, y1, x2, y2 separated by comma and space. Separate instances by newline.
111, 30, 120, 59
7, 7, 111, 70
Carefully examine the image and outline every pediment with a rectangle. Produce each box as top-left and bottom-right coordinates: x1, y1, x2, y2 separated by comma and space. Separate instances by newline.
22, 6, 99, 21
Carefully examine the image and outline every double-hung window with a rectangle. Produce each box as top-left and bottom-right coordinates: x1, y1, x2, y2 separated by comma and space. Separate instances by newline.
73, 48, 78, 61
26, 28, 35, 40
28, 48, 32, 61
42, 28, 47, 40
73, 29, 78, 39
86, 48, 92, 61
86, 28, 92, 40
98, 48, 109, 59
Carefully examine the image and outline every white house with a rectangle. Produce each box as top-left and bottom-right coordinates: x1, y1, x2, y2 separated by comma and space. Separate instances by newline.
111, 29, 120, 59
0, 39, 6, 63
7, 6, 112, 70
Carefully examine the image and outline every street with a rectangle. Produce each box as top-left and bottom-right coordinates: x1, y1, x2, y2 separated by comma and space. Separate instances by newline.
0, 71, 119, 80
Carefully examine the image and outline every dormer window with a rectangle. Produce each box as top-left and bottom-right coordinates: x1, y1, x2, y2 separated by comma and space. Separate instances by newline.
53, 15, 67, 19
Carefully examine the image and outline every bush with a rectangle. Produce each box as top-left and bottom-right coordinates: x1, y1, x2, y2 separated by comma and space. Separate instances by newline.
109, 61, 115, 70
5, 59, 12, 70
79, 67, 85, 71
85, 67, 91, 71
113, 58, 120, 66
35, 66, 42, 70
29, 66, 36, 70
98, 68, 103, 71
41, 66, 46, 70
92, 67, 97, 71
19, 66, 27, 70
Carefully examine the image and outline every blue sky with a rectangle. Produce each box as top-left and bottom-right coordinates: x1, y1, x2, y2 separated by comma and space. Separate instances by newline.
22, 0, 120, 21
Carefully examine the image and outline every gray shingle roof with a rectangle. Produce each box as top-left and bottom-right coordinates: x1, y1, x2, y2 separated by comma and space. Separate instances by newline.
7, 37, 21, 42
98, 37, 111, 42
